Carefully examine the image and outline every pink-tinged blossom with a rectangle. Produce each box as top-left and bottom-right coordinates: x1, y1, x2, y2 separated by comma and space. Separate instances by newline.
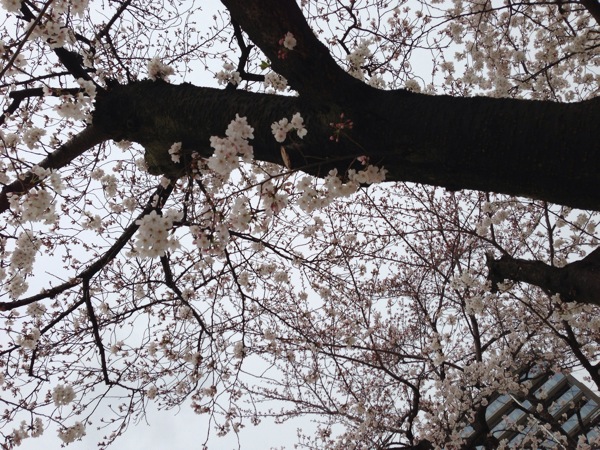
264, 72, 288, 91
9, 421, 31, 446
23, 127, 45, 149
134, 209, 182, 258
271, 118, 291, 143
20, 189, 53, 222
346, 39, 373, 80
347, 165, 387, 184
28, 14, 74, 48
282, 32, 297, 50
146, 386, 158, 399
207, 115, 254, 179
54, 92, 94, 121
233, 341, 245, 359
1, 0, 21, 12
53, 384, 76, 406
101, 174, 118, 197
168, 142, 181, 163
70, 0, 89, 17
215, 62, 241, 86
404, 79, 422, 92
290, 113, 307, 138
26, 302, 46, 318
229, 196, 252, 231
17, 327, 40, 349
58, 422, 85, 444
271, 113, 307, 142
259, 179, 288, 216
11, 231, 40, 272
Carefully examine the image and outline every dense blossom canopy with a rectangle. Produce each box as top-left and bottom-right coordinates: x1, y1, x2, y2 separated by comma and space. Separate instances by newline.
0, 0, 599, 449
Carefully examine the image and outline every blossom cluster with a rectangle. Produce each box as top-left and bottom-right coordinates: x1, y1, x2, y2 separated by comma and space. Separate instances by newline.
134, 209, 182, 258
347, 165, 387, 184
229, 196, 253, 231
52, 384, 76, 406
346, 39, 373, 80
191, 223, 230, 255
18, 190, 54, 222
296, 171, 354, 213
52, 0, 89, 17
54, 78, 97, 121
0, 159, 9, 186
233, 341, 245, 359
58, 422, 85, 444
271, 113, 307, 143
281, 32, 297, 50
259, 180, 289, 216
6, 232, 41, 299
90, 168, 118, 198
1, 0, 21, 12
168, 142, 182, 163
26, 302, 47, 318
7, 166, 62, 224
23, 127, 45, 149
29, 15, 73, 49
16, 327, 40, 349
146, 386, 158, 399
147, 57, 175, 81
296, 165, 386, 213
277, 32, 297, 59
264, 72, 288, 92
206, 114, 254, 178
215, 62, 241, 86
404, 79, 422, 93
9, 419, 43, 447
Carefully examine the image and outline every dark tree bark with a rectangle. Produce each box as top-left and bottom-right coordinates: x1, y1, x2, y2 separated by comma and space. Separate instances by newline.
91, 79, 600, 211
487, 248, 600, 306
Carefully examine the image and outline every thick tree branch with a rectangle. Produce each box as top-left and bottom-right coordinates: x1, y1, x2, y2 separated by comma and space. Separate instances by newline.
487, 248, 600, 305
580, 0, 600, 27
219, 0, 600, 210
1, 88, 44, 126
229, 20, 264, 86
0, 124, 109, 214
1, 87, 93, 126
221, 0, 365, 100
92, 80, 600, 211
0, 278, 79, 312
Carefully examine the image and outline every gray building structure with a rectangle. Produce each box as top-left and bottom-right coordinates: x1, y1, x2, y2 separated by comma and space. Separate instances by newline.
461, 366, 600, 448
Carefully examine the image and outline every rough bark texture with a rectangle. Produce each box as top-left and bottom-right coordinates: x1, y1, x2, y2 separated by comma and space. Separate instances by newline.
92, 80, 600, 211
488, 248, 600, 306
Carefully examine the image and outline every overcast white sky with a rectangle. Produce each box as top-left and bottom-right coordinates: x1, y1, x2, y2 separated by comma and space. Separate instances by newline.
21, 403, 306, 449
8, 1, 600, 449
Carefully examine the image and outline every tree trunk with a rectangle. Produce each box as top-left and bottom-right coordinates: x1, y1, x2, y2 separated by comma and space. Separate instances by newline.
92, 80, 600, 211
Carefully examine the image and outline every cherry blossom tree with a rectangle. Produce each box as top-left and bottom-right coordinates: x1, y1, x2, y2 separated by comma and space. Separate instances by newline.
0, 0, 599, 448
